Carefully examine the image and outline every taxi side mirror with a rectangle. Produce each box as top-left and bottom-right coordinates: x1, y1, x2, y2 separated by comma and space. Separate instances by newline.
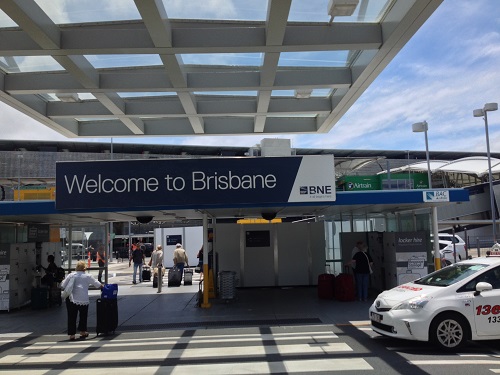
474, 281, 493, 296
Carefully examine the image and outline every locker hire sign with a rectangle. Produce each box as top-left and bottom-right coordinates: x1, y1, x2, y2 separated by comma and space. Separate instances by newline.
55, 155, 336, 210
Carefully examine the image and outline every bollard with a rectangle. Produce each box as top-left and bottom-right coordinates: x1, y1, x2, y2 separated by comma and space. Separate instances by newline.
158, 265, 162, 293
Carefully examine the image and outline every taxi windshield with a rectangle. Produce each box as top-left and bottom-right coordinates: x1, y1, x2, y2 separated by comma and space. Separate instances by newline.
414, 263, 488, 287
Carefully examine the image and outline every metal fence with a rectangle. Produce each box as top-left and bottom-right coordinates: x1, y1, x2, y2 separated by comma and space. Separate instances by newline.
466, 235, 496, 258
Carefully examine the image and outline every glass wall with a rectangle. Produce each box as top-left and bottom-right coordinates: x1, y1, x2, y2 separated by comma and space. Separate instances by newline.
324, 211, 431, 274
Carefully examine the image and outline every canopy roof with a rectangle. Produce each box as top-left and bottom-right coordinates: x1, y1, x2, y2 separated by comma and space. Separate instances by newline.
0, 0, 443, 138
380, 156, 500, 178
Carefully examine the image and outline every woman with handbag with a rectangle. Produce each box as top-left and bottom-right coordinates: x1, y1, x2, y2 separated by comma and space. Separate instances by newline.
60, 261, 103, 341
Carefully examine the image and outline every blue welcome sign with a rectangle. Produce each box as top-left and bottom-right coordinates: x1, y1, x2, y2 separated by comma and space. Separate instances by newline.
55, 155, 335, 210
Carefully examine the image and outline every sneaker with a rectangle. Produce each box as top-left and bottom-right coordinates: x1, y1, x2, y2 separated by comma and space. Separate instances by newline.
133, 281, 136, 284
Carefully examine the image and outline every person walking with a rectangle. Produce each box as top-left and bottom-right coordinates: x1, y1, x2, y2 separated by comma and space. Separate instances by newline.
60, 260, 102, 341
351, 244, 373, 302
96, 244, 106, 283
173, 243, 188, 274
150, 245, 165, 279
196, 246, 203, 280
129, 242, 145, 284
41, 254, 58, 287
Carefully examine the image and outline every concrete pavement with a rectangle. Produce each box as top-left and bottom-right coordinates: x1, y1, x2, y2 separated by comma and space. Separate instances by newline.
0, 259, 371, 336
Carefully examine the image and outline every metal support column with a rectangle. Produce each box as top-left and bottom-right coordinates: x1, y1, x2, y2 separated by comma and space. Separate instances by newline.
201, 213, 211, 308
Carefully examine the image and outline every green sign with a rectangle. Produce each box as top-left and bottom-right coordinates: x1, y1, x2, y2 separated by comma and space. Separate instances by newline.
338, 176, 380, 191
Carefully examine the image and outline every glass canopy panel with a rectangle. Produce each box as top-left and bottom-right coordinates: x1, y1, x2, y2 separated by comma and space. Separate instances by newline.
312, 89, 332, 97
118, 92, 177, 98
162, 0, 268, 21
38, 94, 59, 102
78, 93, 97, 100
272, 89, 332, 98
289, 0, 393, 23
0, 56, 63, 73
85, 55, 162, 69
267, 113, 317, 118
272, 90, 295, 97
34, 0, 141, 24
194, 91, 258, 96
0, 9, 17, 28
278, 51, 352, 67
76, 118, 119, 122
182, 53, 263, 67
38, 93, 96, 102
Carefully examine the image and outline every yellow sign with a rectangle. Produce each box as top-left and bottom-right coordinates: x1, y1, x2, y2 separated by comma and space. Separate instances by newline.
237, 218, 282, 224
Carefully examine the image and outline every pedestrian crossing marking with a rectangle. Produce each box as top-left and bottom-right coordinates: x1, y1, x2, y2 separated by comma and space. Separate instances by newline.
411, 359, 500, 365
0, 358, 373, 374
26, 331, 339, 350
0, 326, 373, 373
3, 342, 353, 364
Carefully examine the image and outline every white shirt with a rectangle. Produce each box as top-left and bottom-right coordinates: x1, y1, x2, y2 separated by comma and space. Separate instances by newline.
61, 271, 101, 305
151, 250, 164, 267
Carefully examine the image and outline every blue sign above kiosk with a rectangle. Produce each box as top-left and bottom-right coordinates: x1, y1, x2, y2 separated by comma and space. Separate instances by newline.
55, 155, 336, 210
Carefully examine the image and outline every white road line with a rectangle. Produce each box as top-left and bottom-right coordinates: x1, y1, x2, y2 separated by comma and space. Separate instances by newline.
2, 342, 353, 364
0, 358, 372, 374
26, 331, 339, 349
411, 359, 500, 365
0, 333, 32, 338
357, 327, 373, 332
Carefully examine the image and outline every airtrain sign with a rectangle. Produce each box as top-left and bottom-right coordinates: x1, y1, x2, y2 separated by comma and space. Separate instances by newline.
55, 155, 336, 210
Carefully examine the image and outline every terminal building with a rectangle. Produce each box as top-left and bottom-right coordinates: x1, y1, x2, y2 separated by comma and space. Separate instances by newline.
0, 0, 496, 313
0, 138, 497, 311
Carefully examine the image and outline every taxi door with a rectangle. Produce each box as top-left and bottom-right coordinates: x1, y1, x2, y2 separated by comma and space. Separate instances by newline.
473, 268, 500, 336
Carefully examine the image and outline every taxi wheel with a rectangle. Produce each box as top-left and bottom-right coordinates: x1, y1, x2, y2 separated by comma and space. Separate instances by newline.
430, 313, 470, 350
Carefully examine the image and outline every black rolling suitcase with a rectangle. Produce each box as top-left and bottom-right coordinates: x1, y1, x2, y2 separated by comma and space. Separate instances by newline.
31, 287, 49, 309
142, 266, 151, 282
96, 298, 118, 335
153, 273, 158, 288
168, 266, 182, 287
49, 286, 62, 306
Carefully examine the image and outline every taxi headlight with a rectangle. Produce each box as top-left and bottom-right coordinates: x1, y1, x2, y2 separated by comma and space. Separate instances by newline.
392, 296, 430, 310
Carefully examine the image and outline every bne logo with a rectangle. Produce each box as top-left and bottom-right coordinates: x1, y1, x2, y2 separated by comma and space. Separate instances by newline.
300, 185, 332, 195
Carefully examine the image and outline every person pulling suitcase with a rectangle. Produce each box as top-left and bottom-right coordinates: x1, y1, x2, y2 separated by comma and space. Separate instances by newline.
60, 261, 103, 341
150, 245, 164, 292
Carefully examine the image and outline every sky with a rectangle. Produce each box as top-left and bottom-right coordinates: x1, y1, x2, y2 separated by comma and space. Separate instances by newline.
1, 0, 499, 153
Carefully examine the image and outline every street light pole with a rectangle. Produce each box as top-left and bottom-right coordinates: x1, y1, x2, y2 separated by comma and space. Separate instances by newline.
17, 154, 23, 201
474, 102, 499, 243
413, 121, 441, 269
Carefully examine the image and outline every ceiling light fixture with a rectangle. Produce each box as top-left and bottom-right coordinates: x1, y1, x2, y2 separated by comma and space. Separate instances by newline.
56, 93, 80, 103
295, 89, 313, 99
328, 0, 359, 23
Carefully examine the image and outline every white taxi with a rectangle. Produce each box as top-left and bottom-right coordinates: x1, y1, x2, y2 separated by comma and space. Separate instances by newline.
369, 255, 500, 350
